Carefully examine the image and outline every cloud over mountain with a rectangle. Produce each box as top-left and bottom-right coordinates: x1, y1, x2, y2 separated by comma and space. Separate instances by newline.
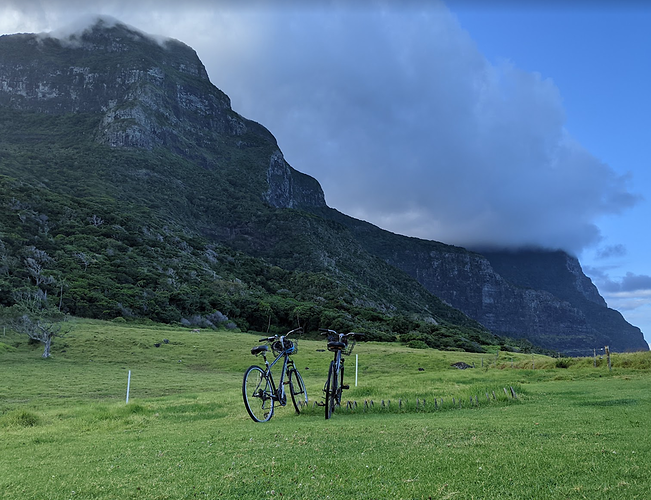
202, 5, 640, 255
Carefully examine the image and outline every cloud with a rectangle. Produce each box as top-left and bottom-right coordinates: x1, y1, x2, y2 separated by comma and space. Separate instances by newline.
600, 273, 651, 294
0, 1, 641, 256
595, 244, 627, 260
190, 4, 640, 254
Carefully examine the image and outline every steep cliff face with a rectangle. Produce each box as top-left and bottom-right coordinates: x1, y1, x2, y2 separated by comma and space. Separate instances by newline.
264, 150, 326, 208
479, 250, 647, 353
311, 208, 647, 355
0, 20, 317, 210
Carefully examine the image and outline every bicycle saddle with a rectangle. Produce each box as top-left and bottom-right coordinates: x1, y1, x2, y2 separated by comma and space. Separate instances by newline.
251, 345, 269, 355
327, 341, 346, 352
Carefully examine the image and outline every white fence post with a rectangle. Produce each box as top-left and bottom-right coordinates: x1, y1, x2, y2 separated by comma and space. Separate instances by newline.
126, 370, 131, 404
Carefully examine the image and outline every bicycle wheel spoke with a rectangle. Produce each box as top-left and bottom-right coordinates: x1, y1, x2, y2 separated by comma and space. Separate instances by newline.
243, 366, 274, 422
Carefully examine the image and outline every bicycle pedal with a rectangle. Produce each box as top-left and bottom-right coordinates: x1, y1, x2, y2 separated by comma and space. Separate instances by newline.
341, 385, 350, 390
315, 402, 325, 406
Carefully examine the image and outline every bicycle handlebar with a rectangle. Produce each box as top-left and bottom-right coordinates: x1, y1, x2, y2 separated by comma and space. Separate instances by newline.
320, 329, 364, 338
258, 327, 304, 343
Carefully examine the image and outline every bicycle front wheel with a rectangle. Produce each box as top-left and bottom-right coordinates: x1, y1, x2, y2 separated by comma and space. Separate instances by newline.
289, 368, 308, 414
325, 360, 338, 419
243, 365, 274, 422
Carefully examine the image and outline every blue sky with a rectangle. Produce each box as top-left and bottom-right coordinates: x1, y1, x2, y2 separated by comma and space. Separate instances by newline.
2, 1, 650, 346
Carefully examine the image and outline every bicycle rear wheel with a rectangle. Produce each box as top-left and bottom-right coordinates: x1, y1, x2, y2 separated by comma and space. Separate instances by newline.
288, 368, 308, 414
325, 360, 338, 419
243, 365, 274, 422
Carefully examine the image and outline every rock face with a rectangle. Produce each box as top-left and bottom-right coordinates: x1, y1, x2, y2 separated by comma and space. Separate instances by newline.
0, 19, 319, 208
0, 19, 646, 355
313, 210, 648, 355
264, 150, 325, 208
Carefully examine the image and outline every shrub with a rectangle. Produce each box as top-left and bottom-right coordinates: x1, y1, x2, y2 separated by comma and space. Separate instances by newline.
407, 339, 429, 349
555, 358, 572, 369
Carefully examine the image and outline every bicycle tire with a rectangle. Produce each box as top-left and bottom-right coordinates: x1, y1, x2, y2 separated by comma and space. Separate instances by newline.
243, 365, 274, 422
288, 368, 308, 414
325, 360, 338, 419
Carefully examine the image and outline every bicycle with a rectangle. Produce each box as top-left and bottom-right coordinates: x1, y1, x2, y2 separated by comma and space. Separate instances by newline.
242, 327, 308, 422
321, 329, 363, 419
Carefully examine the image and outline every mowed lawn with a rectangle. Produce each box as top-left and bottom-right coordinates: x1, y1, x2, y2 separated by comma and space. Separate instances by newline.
1, 319, 649, 499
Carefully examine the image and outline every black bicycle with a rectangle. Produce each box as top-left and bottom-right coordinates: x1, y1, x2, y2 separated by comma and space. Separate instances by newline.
242, 327, 308, 422
321, 329, 363, 419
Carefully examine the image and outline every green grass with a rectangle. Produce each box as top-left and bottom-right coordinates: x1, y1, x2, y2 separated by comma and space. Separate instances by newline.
1, 319, 650, 499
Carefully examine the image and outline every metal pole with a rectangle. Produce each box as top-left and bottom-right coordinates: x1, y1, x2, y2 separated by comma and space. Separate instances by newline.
355, 354, 358, 387
126, 370, 131, 403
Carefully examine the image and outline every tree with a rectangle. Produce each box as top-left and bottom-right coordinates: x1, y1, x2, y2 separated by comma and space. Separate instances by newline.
8, 289, 70, 358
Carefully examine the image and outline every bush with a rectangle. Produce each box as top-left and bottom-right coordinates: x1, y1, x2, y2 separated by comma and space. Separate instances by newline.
555, 358, 573, 369
407, 339, 429, 349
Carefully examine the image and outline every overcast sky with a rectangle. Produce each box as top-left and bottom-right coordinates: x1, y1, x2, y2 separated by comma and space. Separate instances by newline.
2, 0, 650, 346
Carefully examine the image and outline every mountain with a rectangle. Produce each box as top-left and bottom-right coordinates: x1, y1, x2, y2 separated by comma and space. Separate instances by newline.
305, 209, 647, 355
0, 19, 646, 355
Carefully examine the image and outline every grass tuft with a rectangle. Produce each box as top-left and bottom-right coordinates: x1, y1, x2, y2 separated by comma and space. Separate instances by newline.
1, 409, 41, 428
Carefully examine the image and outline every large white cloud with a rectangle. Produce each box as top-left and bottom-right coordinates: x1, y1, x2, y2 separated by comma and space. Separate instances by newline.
0, 0, 640, 255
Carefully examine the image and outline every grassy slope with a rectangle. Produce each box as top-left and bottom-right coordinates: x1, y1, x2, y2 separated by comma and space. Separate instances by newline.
1, 319, 649, 499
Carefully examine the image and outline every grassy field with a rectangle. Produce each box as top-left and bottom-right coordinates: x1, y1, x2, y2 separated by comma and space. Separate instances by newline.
1, 319, 650, 499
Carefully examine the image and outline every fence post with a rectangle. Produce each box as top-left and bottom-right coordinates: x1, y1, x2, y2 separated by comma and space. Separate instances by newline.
355, 354, 358, 387
605, 346, 611, 371
126, 370, 131, 404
